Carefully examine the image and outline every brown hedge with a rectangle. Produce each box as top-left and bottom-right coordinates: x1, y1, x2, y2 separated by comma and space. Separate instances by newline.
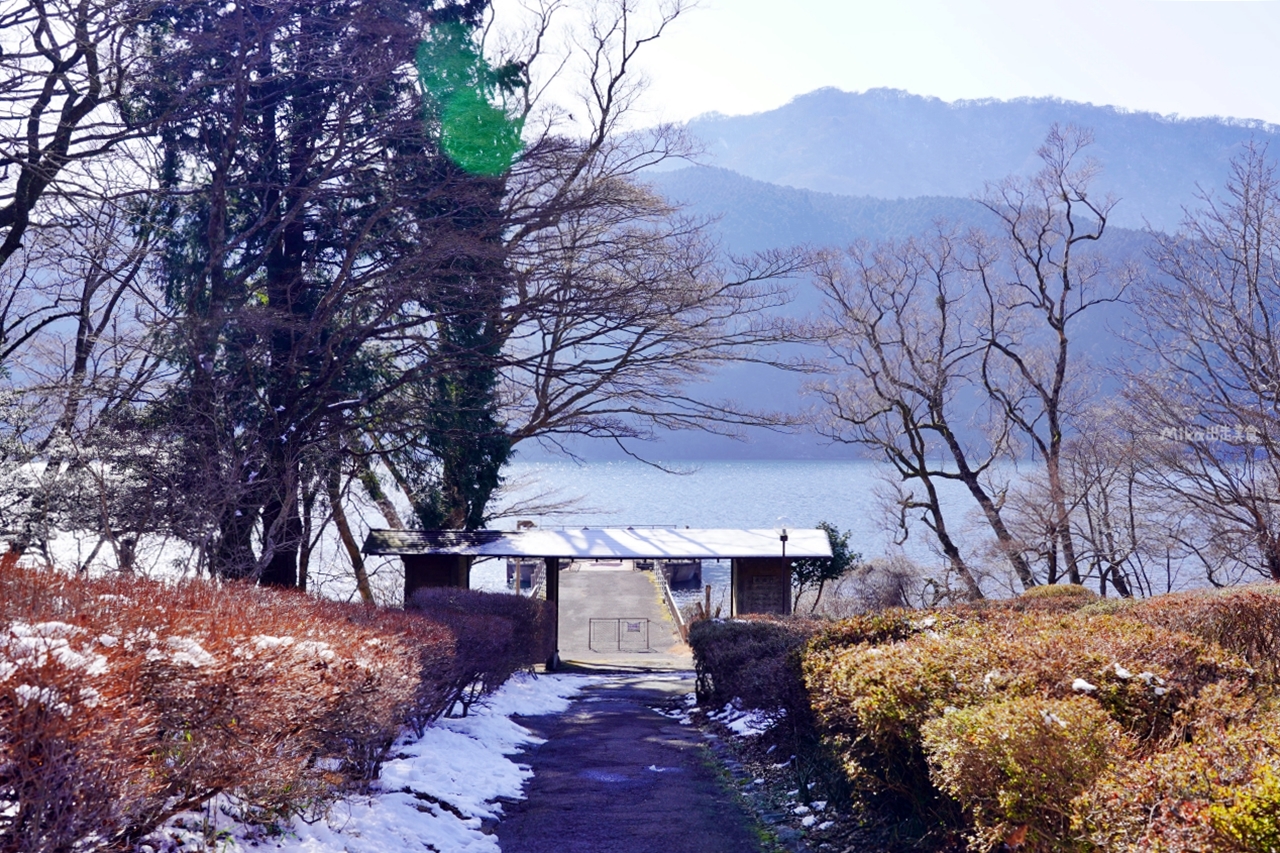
1074, 705, 1280, 852
0, 563, 535, 852
922, 695, 1124, 851
686, 616, 823, 716
407, 587, 555, 717
685, 585, 1280, 850
1124, 585, 1280, 681
805, 608, 1257, 819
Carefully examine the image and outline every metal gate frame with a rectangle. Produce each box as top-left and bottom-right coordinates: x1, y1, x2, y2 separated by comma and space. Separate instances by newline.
588, 617, 650, 652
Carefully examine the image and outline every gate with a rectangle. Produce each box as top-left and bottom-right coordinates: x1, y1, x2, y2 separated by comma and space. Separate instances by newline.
588, 618, 650, 652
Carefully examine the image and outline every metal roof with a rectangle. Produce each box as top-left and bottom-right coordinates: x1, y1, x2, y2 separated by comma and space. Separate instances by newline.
363, 527, 832, 560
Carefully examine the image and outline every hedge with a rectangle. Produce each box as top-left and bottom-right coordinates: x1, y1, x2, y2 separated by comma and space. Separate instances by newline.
407, 586, 556, 717
688, 585, 1280, 852
0, 563, 547, 852
686, 616, 823, 716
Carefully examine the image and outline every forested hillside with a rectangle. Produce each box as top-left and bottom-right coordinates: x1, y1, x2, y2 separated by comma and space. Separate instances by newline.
683, 87, 1280, 231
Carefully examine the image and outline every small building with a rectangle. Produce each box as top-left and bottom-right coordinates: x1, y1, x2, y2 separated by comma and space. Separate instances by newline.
363, 526, 832, 667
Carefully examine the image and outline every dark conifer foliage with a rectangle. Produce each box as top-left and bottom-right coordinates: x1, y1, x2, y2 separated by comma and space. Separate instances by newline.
131, 0, 505, 582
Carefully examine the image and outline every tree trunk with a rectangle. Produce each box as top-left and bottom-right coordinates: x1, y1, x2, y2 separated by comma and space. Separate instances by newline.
914, 474, 984, 601
329, 464, 374, 604
258, 488, 301, 589
1265, 530, 1280, 582
939, 430, 1036, 589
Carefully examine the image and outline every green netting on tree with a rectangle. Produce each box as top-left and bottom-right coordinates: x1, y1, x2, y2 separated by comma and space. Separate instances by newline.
418, 21, 523, 176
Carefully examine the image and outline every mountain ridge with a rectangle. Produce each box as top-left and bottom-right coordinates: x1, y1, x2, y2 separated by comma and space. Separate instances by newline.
682, 87, 1280, 231
693, 87, 1280, 133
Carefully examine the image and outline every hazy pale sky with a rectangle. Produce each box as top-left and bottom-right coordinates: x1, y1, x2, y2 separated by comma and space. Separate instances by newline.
616, 0, 1280, 125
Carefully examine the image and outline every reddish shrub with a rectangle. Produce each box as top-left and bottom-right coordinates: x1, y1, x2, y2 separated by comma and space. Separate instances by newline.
0, 565, 460, 851
348, 605, 456, 736
1126, 586, 1280, 681
407, 588, 555, 717
0, 615, 157, 852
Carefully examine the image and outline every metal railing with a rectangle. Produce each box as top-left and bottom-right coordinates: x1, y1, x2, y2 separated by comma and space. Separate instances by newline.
652, 564, 689, 641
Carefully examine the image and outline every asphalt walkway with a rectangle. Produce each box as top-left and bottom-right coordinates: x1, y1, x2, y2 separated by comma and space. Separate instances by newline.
557, 563, 694, 670
496, 675, 766, 853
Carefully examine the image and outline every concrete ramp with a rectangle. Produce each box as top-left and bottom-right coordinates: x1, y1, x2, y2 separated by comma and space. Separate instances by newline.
557, 562, 693, 671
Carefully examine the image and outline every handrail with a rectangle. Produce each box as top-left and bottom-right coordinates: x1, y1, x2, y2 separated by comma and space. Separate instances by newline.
653, 564, 688, 641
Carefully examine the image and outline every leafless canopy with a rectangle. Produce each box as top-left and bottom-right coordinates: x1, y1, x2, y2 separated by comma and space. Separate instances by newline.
1128, 143, 1280, 583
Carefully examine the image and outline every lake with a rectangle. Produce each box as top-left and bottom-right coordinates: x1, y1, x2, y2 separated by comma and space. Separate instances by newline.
491, 458, 982, 557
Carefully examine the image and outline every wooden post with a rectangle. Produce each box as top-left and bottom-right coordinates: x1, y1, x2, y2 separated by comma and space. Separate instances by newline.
732, 555, 742, 614
544, 556, 560, 670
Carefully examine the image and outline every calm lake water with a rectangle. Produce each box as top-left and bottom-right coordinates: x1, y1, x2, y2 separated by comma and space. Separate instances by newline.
492, 458, 980, 556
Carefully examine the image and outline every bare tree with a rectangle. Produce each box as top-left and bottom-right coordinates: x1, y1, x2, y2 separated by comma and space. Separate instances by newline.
1126, 143, 1280, 583
976, 125, 1135, 585
811, 231, 1027, 599
0, 199, 169, 564
502, 181, 804, 451
1021, 405, 1143, 596
0, 0, 145, 276
496, 0, 807, 456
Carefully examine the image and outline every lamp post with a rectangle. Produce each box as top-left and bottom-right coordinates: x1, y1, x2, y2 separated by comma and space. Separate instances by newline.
776, 515, 792, 615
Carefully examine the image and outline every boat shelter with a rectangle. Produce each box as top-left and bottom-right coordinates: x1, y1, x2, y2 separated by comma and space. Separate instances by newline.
363, 527, 832, 666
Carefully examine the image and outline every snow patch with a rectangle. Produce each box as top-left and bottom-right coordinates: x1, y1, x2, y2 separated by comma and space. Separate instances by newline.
147, 672, 600, 853
14, 684, 70, 716
709, 701, 783, 737
251, 635, 294, 651
165, 636, 216, 668
2, 622, 108, 677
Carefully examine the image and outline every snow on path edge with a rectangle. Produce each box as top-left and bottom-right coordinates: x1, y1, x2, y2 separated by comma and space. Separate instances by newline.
145, 673, 601, 853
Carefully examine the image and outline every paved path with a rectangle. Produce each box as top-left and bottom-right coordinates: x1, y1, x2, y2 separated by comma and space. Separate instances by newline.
496, 675, 765, 853
557, 564, 693, 670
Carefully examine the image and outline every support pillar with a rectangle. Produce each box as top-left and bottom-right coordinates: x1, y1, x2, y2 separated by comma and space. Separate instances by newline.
544, 556, 560, 670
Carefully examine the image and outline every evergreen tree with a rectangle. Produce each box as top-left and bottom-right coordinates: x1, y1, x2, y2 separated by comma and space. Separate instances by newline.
134, 0, 501, 580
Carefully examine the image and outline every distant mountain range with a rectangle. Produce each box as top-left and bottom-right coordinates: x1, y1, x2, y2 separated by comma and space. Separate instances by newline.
645, 165, 1151, 260
531, 89, 1267, 461
646, 166, 990, 253
679, 87, 1280, 232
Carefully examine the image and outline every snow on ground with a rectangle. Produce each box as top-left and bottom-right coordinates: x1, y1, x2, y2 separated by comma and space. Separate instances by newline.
707, 700, 784, 737
654, 690, 698, 726
148, 672, 600, 853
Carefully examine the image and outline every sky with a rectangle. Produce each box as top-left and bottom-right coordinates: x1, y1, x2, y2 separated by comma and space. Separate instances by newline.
595, 0, 1280, 126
